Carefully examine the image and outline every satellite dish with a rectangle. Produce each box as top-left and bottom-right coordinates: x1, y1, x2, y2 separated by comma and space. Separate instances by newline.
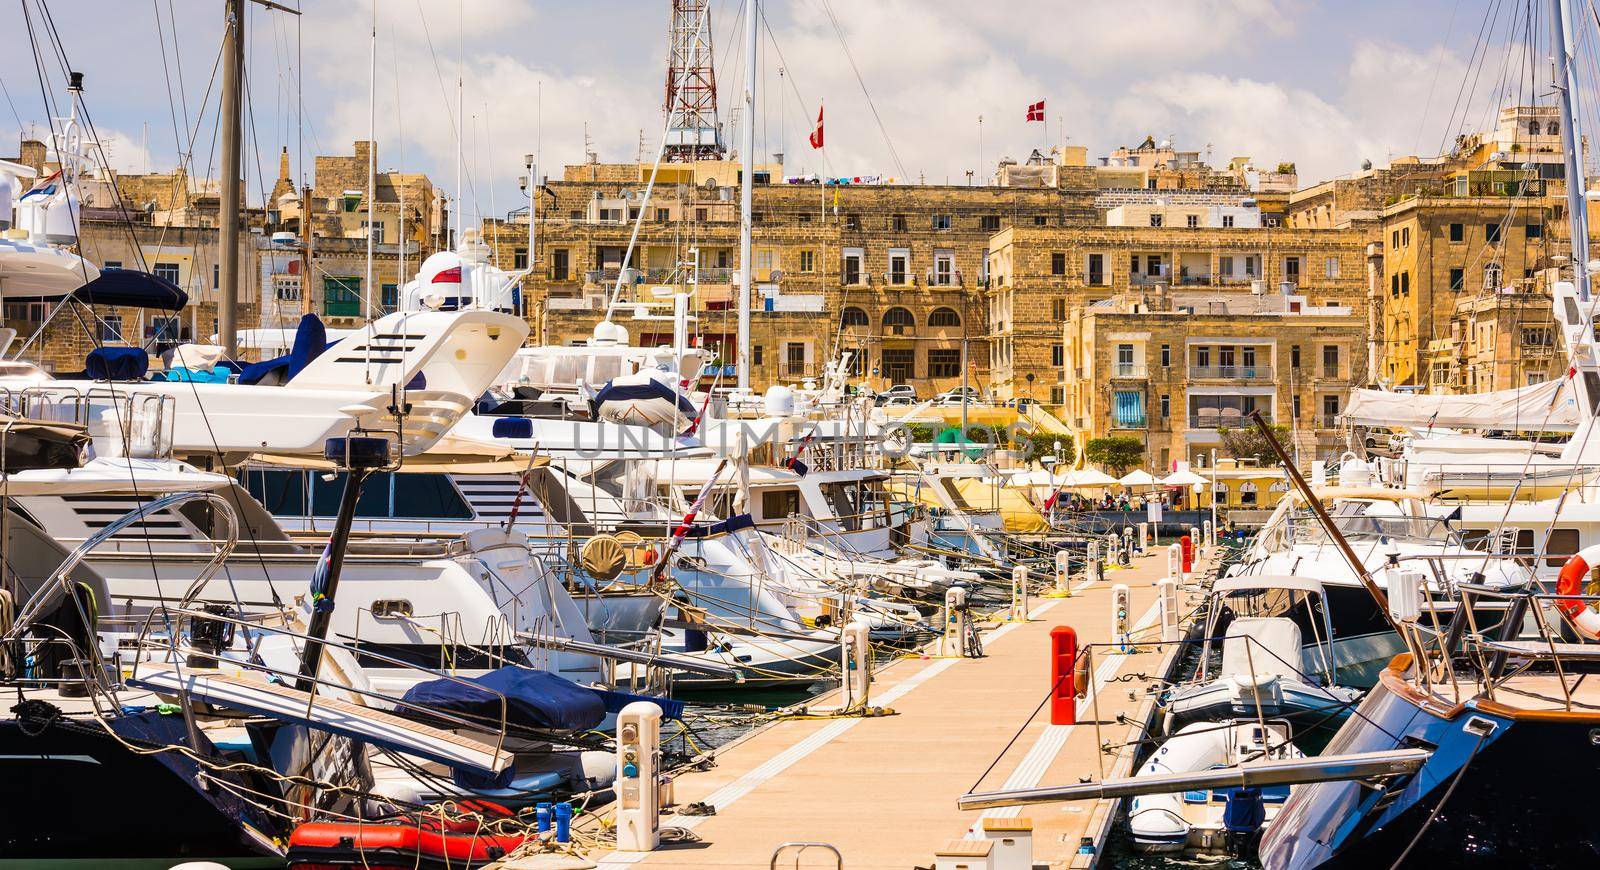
1360, 159, 1373, 170
702, 177, 718, 189
769, 269, 783, 282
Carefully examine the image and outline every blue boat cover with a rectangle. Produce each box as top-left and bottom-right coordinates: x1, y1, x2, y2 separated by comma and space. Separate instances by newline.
285, 313, 326, 379
160, 366, 232, 383
86, 346, 148, 381
74, 267, 188, 310
492, 416, 534, 439
594, 688, 684, 721
682, 513, 757, 538
401, 666, 606, 733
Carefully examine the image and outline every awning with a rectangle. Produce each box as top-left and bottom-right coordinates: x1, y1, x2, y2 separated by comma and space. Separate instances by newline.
72, 267, 188, 310
0, 415, 88, 472
1342, 380, 1581, 432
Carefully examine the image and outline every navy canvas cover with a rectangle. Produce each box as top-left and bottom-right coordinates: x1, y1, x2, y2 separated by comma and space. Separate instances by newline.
85, 346, 148, 381
401, 666, 605, 733
74, 267, 188, 310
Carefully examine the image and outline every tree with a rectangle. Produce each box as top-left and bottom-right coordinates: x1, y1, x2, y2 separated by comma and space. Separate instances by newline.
1218, 424, 1291, 464
1085, 436, 1144, 475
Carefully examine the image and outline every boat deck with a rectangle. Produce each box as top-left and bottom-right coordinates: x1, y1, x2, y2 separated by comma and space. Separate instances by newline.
581, 549, 1214, 869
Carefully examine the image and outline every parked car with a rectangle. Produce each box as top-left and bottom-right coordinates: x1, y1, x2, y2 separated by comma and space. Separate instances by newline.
882, 395, 916, 408
935, 387, 982, 406
1004, 397, 1037, 410
879, 384, 918, 404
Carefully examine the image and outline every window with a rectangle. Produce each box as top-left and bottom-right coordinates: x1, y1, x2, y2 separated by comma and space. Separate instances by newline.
552, 249, 570, 281
1160, 394, 1170, 418
1113, 390, 1145, 428
1050, 387, 1065, 404
784, 342, 807, 377
1161, 344, 1171, 367
212, 263, 220, 289
928, 349, 961, 378
1032, 214, 1047, 226
1242, 346, 1257, 368
1149, 213, 1163, 227
99, 315, 124, 343
842, 248, 864, 285
147, 315, 183, 343
753, 345, 764, 366
1322, 394, 1340, 422
1291, 345, 1301, 368
980, 215, 1000, 231
1087, 253, 1106, 286
1401, 227, 1410, 246
1485, 223, 1502, 243
153, 262, 180, 284
1324, 257, 1339, 279
1188, 394, 1265, 429
695, 207, 708, 222
929, 307, 961, 328
103, 260, 122, 269
1449, 268, 1465, 291
628, 207, 641, 221
1293, 395, 1302, 419
1284, 256, 1301, 283
932, 214, 951, 231
1051, 343, 1064, 366
1527, 223, 1543, 239
883, 306, 916, 335
760, 489, 801, 520
273, 274, 301, 301
1051, 252, 1066, 276
513, 247, 528, 269
888, 249, 910, 285
1549, 121, 1561, 136
840, 306, 869, 328
1221, 214, 1235, 228
798, 250, 815, 273
323, 276, 362, 317
753, 248, 776, 281
361, 220, 385, 244
1186, 214, 1199, 228
892, 214, 907, 232
1239, 482, 1259, 506
1392, 230, 1400, 248
1522, 326, 1553, 347
1322, 345, 1340, 377
933, 250, 955, 285
655, 207, 670, 223
1484, 263, 1503, 292
1117, 344, 1134, 367
1530, 120, 1542, 135
882, 348, 915, 381
1196, 346, 1211, 368
845, 213, 860, 231
1449, 223, 1464, 242
569, 209, 583, 220
1051, 298, 1066, 320
381, 283, 398, 310
1400, 272, 1410, 295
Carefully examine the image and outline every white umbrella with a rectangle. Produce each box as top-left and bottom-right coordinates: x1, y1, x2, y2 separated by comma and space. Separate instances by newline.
1161, 469, 1210, 487
1118, 469, 1159, 487
1063, 468, 1118, 488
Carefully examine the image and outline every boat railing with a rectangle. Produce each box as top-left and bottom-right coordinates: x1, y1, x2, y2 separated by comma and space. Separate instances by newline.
10, 385, 177, 459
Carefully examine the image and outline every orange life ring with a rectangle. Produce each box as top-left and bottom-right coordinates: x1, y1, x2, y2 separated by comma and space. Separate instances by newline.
1556, 545, 1600, 639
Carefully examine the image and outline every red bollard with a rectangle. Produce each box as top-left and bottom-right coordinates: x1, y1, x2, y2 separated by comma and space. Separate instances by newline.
1180, 534, 1194, 575
1050, 626, 1078, 725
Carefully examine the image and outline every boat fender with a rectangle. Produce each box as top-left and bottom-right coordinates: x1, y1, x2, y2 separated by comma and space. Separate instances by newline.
1556, 545, 1600, 639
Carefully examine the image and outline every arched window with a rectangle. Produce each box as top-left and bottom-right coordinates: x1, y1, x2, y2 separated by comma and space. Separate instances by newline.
1529, 120, 1541, 135
1212, 481, 1229, 505
1548, 121, 1561, 136
883, 306, 916, 336
928, 307, 961, 328
1239, 481, 1259, 506
840, 306, 868, 327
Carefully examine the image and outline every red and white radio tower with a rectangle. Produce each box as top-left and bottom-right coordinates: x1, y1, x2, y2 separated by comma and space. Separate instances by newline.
663, 0, 726, 162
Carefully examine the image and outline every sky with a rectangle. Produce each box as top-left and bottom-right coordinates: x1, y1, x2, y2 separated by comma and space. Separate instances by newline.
0, 0, 1579, 221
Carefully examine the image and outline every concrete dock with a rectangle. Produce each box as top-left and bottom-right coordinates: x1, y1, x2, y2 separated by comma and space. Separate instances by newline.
586, 549, 1215, 869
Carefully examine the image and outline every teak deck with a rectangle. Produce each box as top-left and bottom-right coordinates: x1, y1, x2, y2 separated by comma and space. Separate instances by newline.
587, 550, 1211, 869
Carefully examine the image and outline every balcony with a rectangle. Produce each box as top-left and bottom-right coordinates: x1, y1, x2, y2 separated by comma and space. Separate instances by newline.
1521, 344, 1556, 358
1189, 365, 1274, 380
1189, 413, 1271, 430
547, 295, 599, 311
1110, 416, 1148, 429
1112, 363, 1148, 378
884, 271, 918, 288
925, 268, 964, 288
1317, 413, 1342, 428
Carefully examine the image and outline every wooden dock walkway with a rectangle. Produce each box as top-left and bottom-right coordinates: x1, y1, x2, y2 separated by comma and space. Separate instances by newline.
586, 549, 1214, 869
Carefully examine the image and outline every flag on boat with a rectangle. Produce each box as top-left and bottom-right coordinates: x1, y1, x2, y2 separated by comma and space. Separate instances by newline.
1025, 100, 1045, 122
19, 170, 62, 201
809, 103, 824, 149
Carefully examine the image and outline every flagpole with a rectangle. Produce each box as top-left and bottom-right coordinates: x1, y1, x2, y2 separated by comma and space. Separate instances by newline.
977, 115, 984, 186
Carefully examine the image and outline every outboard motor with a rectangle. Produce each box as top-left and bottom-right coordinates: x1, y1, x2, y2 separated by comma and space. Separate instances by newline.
1223, 786, 1266, 857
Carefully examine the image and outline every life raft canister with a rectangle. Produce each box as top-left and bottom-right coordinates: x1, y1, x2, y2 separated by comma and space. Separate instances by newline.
1556, 544, 1600, 639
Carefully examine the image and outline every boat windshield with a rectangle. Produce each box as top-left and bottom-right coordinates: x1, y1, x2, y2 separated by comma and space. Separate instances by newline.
1285, 510, 1464, 547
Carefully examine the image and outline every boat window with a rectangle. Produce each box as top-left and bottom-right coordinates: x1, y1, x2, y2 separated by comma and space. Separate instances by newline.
584, 461, 628, 498
391, 474, 473, 519
761, 488, 801, 520
309, 471, 393, 518
247, 468, 307, 515
1213, 587, 1325, 658
1545, 528, 1581, 567
823, 481, 864, 530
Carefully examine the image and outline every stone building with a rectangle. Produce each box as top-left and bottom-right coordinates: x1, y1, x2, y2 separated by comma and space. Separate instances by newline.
1061, 291, 1366, 469
509, 156, 1100, 396
984, 218, 1366, 407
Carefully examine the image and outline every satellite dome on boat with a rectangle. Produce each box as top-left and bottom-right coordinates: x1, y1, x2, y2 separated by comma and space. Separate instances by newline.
591, 320, 629, 346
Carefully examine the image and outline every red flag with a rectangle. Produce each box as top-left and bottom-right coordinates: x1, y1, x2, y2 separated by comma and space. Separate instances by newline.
1026, 100, 1045, 122
808, 104, 824, 149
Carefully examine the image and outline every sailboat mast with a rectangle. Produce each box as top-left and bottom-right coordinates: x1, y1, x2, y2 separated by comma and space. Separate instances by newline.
737, 0, 757, 391
1552, 0, 1591, 301
365, 0, 376, 322
218, 0, 245, 358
